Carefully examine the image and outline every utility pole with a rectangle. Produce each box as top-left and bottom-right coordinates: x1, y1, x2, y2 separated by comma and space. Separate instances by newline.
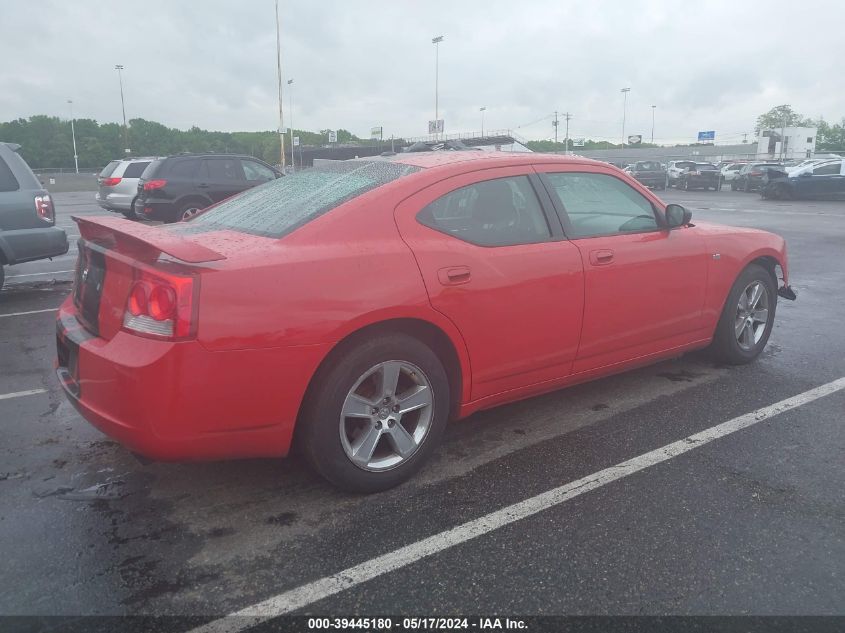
287, 78, 294, 173
553, 111, 559, 145
114, 65, 129, 154
67, 99, 79, 173
432, 35, 444, 139
274, 0, 286, 172
563, 112, 572, 154
480, 106, 486, 136
620, 87, 631, 149
651, 105, 656, 144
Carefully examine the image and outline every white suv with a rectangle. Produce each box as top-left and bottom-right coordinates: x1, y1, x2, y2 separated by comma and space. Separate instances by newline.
95, 157, 160, 218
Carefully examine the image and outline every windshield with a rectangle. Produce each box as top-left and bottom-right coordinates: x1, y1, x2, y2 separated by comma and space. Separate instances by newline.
184, 160, 421, 238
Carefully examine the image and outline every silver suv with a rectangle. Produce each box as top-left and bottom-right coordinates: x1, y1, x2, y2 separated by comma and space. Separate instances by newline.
96, 157, 159, 218
0, 142, 69, 289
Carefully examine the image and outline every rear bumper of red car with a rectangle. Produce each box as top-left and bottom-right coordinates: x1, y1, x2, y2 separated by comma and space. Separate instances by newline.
55, 299, 329, 462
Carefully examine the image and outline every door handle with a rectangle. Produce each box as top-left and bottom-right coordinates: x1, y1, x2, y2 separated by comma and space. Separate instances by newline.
438, 266, 471, 285
197, 182, 209, 188
589, 249, 615, 265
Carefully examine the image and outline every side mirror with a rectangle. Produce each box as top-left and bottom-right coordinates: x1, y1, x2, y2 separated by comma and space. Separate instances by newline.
665, 203, 692, 228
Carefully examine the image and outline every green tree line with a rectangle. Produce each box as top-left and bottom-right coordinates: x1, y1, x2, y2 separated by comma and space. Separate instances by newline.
0, 115, 364, 169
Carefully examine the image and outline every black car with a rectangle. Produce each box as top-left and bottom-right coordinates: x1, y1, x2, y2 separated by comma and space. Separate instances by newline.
624, 161, 667, 189
731, 162, 783, 192
762, 159, 845, 200
676, 162, 720, 191
135, 154, 282, 223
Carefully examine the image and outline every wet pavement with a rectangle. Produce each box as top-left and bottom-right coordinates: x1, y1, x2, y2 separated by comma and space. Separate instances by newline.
1, 189, 843, 620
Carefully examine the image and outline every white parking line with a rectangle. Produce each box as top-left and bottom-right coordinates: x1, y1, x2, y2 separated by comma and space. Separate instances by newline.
0, 308, 59, 318
189, 376, 845, 633
0, 388, 48, 401
6, 270, 75, 279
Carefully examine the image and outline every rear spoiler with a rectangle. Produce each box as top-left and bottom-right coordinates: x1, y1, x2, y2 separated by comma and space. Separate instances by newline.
73, 216, 226, 263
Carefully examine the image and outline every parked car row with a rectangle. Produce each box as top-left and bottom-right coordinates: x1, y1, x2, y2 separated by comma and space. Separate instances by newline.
97, 153, 282, 223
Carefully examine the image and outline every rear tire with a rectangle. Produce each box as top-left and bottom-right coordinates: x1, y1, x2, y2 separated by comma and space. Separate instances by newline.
175, 200, 206, 223
710, 264, 777, 365
299, 332, 450, 493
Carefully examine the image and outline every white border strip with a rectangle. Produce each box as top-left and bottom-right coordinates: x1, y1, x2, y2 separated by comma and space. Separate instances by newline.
0, 308, 59, 319
0, 388, 47, 401
6, 270, 75, 279
190, 377, 845, 633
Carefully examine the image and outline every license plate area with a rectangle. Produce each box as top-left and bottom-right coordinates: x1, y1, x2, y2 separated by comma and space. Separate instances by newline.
73, 242, 106, 336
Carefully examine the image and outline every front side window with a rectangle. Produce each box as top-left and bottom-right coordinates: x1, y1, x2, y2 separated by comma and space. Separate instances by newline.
416, 176, 551, 247
242, 160, 276, 182
545, 172, 659, 238
812, 162, 841, 176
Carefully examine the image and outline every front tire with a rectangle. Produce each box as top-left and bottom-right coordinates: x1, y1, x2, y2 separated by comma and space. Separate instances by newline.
710, 264, 777, 365
299, 333, 450, 493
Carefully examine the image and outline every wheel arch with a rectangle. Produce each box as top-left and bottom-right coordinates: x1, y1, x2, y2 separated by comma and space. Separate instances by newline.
301, 316, 470, 424
174, 194, 213, 211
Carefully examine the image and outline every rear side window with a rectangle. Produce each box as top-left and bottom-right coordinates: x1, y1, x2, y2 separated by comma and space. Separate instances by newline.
242, 160, 276, 182
546, 172, 658, 238
0, 156, 20, 192
637, 162, 661, 170
417, 176, 551, 247
181, 160, 421, 238
812, 162, 841, 176
168, 159, 200, 179
122, 162, 150, 178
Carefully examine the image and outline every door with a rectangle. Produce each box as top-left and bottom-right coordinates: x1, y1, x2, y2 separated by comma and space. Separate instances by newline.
538, 167, 708, 373
395, 167, 584, 401
200, 158, 246, 203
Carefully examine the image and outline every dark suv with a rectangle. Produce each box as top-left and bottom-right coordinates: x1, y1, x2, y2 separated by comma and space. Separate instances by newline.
0, 142, 68, 289
135, 154, 281, 223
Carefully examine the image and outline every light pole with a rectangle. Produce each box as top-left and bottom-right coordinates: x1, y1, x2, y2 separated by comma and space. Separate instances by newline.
67, 99, 79, 173
432, 35, 444, 138
651, 105, 656, 144
620, 87, 630, 149
114, 65, 129, 153
274, 0, 287, 171
287, 78, 295, 173
480, 106, 486, 136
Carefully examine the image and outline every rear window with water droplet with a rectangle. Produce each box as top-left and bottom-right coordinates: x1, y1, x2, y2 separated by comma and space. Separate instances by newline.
185, 160, 421, 238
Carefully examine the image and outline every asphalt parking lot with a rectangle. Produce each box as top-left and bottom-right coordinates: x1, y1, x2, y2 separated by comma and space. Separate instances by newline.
1, 188, 843, 623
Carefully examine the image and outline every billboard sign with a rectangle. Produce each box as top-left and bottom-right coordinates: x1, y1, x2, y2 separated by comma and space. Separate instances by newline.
572, 137, 586, 147
697, 130, 715, 142
428, 119, 444, 134
327, 130, 337, 143
628, 135, 642, 145
371, 126, 383, 140
293, 136, 300, 147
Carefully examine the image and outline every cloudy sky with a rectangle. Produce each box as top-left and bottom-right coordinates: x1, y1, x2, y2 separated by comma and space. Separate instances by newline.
2, 0, 843, 144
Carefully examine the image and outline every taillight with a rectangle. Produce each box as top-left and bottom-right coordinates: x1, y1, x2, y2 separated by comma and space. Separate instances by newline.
143, 179, 168, 191
101, 177, 122, 187
122, 269, 197, 340
35, 194, 54, 223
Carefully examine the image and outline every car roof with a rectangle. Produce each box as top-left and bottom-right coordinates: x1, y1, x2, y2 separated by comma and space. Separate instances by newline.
369, 151, 610, 171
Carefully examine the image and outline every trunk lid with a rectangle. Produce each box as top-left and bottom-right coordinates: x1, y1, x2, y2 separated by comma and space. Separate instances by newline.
71, 216, 227, 340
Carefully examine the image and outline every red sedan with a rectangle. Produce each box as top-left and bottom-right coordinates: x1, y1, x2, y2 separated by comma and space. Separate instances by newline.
56, 152, 794, 492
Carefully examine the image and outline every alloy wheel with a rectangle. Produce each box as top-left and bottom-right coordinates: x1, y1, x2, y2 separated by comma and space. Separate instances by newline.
339, 360, 434, 472
735, 281, 769, 351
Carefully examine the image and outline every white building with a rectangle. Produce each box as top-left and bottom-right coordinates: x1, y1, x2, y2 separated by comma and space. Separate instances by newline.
757, 127, 817, 160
